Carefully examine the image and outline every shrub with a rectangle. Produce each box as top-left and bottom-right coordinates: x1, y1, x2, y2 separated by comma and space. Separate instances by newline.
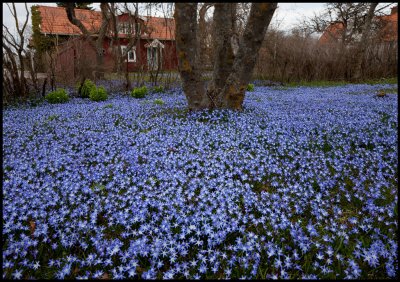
153, 98, 165, 105
45, 88, 69, 104
247, 84, 255, 92
89, 86, 108, 102
152, 85, 164, 93
131, 86, 148, 98
80, 79, 97, 98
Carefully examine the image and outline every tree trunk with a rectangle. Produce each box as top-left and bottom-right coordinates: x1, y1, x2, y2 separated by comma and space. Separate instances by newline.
66, 3, 110, 81
175, 3, 277, 110
352, 3, 378, 82
219, 3, 277, 109
207, 3, 237, 106
174, 3, 211, 110
198, 3, 213, 71
95, 50, 105, 81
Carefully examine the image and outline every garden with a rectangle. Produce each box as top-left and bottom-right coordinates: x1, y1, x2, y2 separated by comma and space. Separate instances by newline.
2, 81, 398, 279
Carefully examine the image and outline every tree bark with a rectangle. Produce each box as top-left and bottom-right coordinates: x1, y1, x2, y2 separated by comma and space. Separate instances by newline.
174, 3, 211, 110
65, 3, 110, 80
352, 3, 378, 81
207, 3, 237, 105
175, 3, 277, 110
198, 3, 213, 71
219, 3, 277, 109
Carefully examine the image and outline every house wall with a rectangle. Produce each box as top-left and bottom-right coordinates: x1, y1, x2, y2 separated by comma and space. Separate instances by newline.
54, 37, 178, 82
55, 39, 98, 83
103, 38, 177, 72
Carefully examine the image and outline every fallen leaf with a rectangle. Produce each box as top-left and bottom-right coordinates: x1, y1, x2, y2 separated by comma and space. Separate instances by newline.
29, 220, 36, 237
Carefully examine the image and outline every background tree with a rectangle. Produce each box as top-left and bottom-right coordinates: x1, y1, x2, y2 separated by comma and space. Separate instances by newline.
3, 3, 29, 101
31, 5, 54, 73
351, 3, 378, 81
64, 2, 110, 81
3, 3, 43, 104
175, 3, 277, 111
301, 2, 395, 80
107, 2, 143, 90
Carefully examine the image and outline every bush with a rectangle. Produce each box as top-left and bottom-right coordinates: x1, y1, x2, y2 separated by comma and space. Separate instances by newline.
131, 86, 148, 98
247, 84, 255, 92
80, 79, 97, 98
152, 86, 164, 93
45, 89, 69, 104
153, 98, 165, 105
89, 86, 108, 102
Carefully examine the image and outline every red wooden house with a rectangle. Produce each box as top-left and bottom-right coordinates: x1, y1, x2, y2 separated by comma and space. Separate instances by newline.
33, 5, 177, 81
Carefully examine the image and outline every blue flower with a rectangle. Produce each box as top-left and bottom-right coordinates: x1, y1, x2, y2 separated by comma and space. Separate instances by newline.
2, 83, 397, 279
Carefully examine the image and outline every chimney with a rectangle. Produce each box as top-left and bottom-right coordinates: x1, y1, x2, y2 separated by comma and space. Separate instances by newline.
391, 6, 398, 15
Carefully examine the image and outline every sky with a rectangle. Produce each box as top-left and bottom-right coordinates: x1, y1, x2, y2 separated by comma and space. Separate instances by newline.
2, 3, 396, 37
2, 3, 326, 34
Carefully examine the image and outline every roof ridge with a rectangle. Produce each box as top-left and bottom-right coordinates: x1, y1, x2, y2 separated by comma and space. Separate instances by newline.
36, 5, 98, 12
37, 5, 175, 20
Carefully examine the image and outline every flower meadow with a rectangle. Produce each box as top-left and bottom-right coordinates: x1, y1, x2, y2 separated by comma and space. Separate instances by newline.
2, 83, 398, 279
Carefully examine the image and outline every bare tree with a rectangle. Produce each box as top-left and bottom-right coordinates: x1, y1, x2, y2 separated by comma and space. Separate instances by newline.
3, 3, 43, 103
175, 3, 277, 110
65, 2, 111, 80
352, 3, 379, 81
3, 3, 29, 100
302, 3, 371, 46
300, 2, 396, 81
107, 2, 143, 90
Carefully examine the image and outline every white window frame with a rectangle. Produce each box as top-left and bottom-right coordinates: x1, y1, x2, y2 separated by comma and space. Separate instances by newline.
121, 46, 136, 62
118, 22, 139, 35
118, 22, 129, 34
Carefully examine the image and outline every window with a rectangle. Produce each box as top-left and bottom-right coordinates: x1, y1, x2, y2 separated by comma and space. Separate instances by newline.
147, 47, 162, 70
117, 22, 140, 35
118, 22, 130, 34
121, 46, 136, 62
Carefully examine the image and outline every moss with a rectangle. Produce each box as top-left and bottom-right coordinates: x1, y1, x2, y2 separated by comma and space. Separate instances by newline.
178, 51, 186, 59
182, 58, 192, 72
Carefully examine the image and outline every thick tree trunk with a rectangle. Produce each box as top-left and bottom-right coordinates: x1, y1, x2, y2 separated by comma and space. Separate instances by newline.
219, 3, 277, 109
174, 3, 211, 110
207, 3, 237, 106
352, 3, 378, 82
175, 3, 277, 110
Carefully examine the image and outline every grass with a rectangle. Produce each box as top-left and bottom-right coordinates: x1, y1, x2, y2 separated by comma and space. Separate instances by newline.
104, 71, 180, 83
285, 80, 349, 88
282, 77, 398, 88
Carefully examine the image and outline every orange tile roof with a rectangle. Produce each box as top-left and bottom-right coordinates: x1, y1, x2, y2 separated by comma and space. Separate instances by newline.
37, 5, 102, 35
143, 16, 175, 41
36, 5, 175, 40
318, 22, 345, 45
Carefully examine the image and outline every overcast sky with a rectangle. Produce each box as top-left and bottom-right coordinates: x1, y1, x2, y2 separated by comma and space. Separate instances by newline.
2, 3, 396, 36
